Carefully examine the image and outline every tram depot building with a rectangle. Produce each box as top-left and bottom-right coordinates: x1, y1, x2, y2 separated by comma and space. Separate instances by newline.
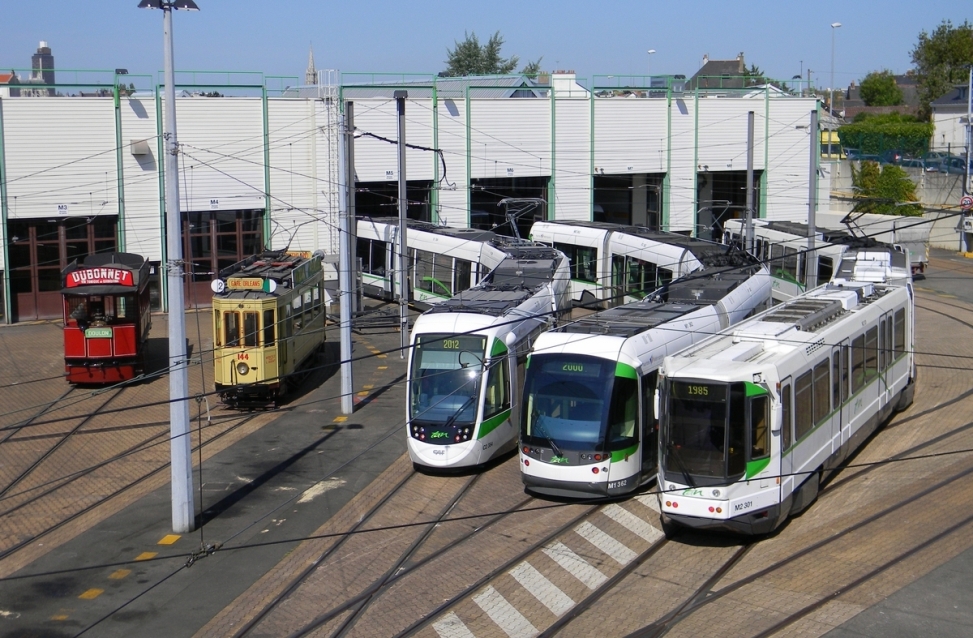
0, 71, 819, 323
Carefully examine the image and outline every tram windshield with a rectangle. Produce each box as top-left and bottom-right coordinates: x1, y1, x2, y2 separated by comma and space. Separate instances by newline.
409, 334, 486, 426
663, 381, 745, 483
521, 354, 637, 452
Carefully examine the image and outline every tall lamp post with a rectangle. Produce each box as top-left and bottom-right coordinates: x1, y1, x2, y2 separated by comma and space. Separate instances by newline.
138, 0, 198, 534
829, 22, 842, 158
647, 49, 656, 77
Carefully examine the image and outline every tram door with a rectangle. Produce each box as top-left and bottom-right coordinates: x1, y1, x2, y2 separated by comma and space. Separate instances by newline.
640, 372, 659, 478
837, 341, 850, 445
779, 377, 794, 501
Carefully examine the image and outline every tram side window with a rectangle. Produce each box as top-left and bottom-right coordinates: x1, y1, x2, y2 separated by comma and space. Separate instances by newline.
455, 259, 472, 293
607, 377, 638, 450
224, 312, 241, 347
303, 290, 314, 327
864, 327, 879, 380
555, 243, 597, 284
795, 370, 813, 440
783, 247, 799, 282
852, 334, 866, 392
781, 383, 792, 451
214, 310, 222, 347
894, 309, 906, 357
483, 357, 510, 419
263, 309, 275, 346
818, 256, 834, 284
842, 345, 850, 402
292, 297, 303, 331
770, 244, 784, 275
885, 319, 893, 370
243, 312, 259, 347
813, 360, 830, 424
728, 384, 746, 476
414, 249, 434, 294
750, 395, 769, 459
879, 319, 887, 371
832, 352, 841, 408
433, 253, 453, 297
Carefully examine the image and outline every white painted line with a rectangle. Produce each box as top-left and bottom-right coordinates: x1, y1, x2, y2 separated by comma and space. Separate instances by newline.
575, 521, 637, 565
297, 478, 346, 504
602, 503, 664, 543
543, 541, 608, 589
635, 494, 661, 513
509, 561, 574, 617
433, 612, 476, 638
473, 585, 538, 637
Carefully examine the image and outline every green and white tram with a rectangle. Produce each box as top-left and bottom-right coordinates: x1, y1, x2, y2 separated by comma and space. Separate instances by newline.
657, 247, 916, 535
519, 250, 772, 498
407, 243, 571, 469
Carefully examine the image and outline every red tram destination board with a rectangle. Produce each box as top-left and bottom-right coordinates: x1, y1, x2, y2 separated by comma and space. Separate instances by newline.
66, 268, 134, 288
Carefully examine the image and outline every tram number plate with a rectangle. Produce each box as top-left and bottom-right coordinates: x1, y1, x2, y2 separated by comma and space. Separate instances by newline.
85, 328, 112, 338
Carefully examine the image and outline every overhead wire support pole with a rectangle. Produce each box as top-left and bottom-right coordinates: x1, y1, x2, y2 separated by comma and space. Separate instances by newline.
745, 111, 755, 255
139, 0, 198, 534
395, 90, 409, 358
807, 108, 819, 289
338, 102, 354, 414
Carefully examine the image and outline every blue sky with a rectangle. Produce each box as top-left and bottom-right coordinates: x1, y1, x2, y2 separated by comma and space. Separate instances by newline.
1, 1, 969, 91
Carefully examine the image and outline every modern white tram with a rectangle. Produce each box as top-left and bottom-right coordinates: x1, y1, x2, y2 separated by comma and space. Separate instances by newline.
519, 249, 773, 498
722, 218, 851, 304
407, 242, 571, 469
357, 217, 509, 309
656, 246, 916, 535
529, 220, 730, 309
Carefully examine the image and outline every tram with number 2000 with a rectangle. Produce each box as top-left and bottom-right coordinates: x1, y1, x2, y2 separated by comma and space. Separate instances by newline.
519, 248, 771, 498
61, 253, 152, 384
211, 250, 326, 407
657, 246, 915, 535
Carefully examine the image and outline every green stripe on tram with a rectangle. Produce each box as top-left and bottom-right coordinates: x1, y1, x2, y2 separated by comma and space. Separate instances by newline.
478, 409, 510, 438
615, 362, 637, 379
610, 443, 640, 463
745, 457, 771, 479
745, 381, 769, 397
490, 338, 508, 357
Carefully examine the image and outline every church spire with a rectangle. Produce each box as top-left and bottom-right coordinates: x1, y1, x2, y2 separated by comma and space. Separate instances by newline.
305, 44, 317, 86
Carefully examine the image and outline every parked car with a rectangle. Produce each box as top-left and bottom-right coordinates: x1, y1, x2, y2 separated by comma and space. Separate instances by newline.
937, 155, 973, 175
922, 151, 951, 171
879, 149, 904, 165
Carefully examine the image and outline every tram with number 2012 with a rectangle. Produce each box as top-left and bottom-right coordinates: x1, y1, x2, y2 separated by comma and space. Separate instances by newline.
61, 253, 152, 384
211, 250, 326, 407
407, 242, 571, 469
657, 246, 916, 535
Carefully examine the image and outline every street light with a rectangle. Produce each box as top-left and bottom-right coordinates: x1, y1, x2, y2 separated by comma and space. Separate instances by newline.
647, 49, 656, 77
138, 0, 199, 534
829, 22, 842, 158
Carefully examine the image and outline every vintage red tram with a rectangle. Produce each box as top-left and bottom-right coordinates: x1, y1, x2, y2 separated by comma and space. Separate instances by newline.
61, 253, 152, 384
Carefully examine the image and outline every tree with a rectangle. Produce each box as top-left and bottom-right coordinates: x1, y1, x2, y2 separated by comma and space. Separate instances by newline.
851, 161, 923, 216
838, 112, 933, 156
910, 20, 973, 120
520, 58, 544, 77
859, 70, 903, 106
442, 31, 519, 77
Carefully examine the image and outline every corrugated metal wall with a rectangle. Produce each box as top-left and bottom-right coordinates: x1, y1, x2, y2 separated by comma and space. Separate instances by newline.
120, 97, 163, 261
0, 91, 818, 277
4, 99, 118, 221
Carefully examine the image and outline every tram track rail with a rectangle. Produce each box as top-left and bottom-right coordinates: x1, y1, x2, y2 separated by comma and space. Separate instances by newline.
235, 465, 559, 638
0, 411, 261, 567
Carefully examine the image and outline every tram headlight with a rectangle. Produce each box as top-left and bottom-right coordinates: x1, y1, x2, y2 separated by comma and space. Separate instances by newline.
712, 489, 721, 498
236, 362, 250, 376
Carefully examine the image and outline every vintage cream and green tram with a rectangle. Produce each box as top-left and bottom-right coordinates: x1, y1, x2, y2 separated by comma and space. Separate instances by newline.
212, 250, 326, 407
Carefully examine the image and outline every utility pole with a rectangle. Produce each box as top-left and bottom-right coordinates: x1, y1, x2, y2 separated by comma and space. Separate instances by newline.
745, 111, 755, 254
807, 109, 819, 289
338, 103, 354, 414
394, 91, 409, 358
138, 0, 197, 534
